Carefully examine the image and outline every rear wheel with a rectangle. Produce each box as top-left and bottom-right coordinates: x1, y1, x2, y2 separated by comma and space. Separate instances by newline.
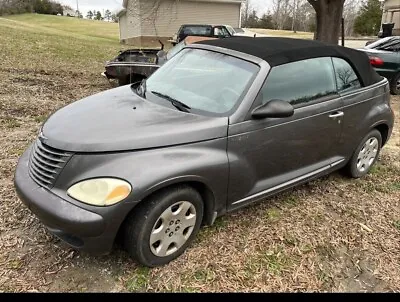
123, 185, 204, 267
345, 130, 382, 178
389, 72, 400, 95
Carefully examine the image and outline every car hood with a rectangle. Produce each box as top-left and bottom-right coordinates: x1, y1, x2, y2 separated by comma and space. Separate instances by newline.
41, 85, 228, 152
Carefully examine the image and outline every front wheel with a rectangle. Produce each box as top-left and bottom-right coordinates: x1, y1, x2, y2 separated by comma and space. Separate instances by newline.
123, 185, 204, 267
345, 129, 382, 178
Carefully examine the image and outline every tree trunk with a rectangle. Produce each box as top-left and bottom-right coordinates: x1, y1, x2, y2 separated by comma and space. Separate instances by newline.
308, 0, 345, 44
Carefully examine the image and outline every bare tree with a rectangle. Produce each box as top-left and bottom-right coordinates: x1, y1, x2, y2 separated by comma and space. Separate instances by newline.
291, 0, 304, 33
343, 0, 362, 37
307, 0, 346, 44
241, 0, 253, 28
272, 0, 282, 29
272, 0, 309, 31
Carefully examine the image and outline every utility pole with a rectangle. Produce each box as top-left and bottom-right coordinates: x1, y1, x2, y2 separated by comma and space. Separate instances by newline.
76, 0, 79, 18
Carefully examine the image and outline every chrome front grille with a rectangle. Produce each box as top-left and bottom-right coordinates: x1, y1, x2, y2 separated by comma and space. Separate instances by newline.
28, 139, 73, 189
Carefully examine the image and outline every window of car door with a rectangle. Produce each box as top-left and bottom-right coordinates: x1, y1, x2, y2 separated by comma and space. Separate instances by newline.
214, 26, 231, 38
248, 57, 338, 117
331, 57, 362, 94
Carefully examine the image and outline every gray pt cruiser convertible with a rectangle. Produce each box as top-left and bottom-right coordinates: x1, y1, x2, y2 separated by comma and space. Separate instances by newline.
15, 37, 394, 267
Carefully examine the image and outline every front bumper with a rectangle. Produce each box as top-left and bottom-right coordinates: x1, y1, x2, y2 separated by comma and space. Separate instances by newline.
14, 148, 119, 255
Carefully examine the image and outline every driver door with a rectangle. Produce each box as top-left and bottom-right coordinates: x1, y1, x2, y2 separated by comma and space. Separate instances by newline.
227, 57, 345, 210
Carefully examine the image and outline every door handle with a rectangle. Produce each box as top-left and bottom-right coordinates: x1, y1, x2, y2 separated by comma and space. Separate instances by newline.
329, 111, 344, 118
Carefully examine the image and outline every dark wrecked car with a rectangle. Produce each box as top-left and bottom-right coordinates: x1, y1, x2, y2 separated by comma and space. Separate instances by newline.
15, 37, 394, 267
103, 36, 216, 86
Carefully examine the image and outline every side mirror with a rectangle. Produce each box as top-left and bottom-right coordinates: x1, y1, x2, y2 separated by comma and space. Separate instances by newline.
251, 99, 294, 119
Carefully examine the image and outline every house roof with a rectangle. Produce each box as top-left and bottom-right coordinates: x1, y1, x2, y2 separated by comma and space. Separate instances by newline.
123, 0, 242, 9
197, 37, 383, 87
117, 8, 126, 17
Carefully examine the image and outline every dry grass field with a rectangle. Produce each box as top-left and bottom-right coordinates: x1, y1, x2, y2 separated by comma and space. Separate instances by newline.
0, 14, 399, 293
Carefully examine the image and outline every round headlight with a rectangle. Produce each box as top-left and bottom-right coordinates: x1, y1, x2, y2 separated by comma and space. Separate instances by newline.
67, 178, 131, 207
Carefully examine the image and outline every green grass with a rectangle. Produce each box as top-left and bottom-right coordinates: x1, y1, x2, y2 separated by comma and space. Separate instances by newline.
34, 115, 48, 124
245, 247, 295, 277
4, 14, 119, 42
389, 182, 400, 191
0, 14, 125, 72
125, 267, 151, 292
266, 207, 281, 222
193, 268, 216, 282
3, 117, 21, 129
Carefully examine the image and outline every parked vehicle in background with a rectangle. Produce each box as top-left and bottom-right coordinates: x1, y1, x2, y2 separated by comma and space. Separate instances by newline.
15, 37, 393, 268
102, 36, 216, 86
170, 24, 234, 45
102, 41, 164, 86
360, 36, 400, 95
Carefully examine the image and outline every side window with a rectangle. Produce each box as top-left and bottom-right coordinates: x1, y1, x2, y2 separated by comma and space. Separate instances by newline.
332, 57, 362, 92
259, 57, 337, 107
214, 27, 230, 38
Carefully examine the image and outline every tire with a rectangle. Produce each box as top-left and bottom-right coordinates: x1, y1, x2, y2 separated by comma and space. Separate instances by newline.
123, 185, 204, 267
389, 73, 400, 95
345, 129, 382, 179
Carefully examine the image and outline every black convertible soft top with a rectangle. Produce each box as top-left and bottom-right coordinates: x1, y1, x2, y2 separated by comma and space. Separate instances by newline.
197, 37, 383, 87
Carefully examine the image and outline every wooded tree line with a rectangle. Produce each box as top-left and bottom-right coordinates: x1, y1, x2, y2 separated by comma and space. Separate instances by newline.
86, 9, 118, 22
0, 0, 64, 16
242, 0, 384, 37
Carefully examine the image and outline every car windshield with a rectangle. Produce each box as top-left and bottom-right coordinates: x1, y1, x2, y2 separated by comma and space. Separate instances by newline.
182, 26, 212, 36
365, 37, 400, 51
144, 48, 259, 116
225, 25, 235, 35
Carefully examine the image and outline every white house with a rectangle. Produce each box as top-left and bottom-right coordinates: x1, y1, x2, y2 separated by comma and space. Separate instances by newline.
381, 0, 400, 35
118, 0, 243, 46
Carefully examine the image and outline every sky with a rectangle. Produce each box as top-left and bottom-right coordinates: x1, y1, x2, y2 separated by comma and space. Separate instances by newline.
57, 0, 273, 17
58, 0, 124, 15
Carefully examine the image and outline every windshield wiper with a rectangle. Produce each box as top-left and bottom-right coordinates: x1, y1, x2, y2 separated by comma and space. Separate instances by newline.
150, 90, 191, 113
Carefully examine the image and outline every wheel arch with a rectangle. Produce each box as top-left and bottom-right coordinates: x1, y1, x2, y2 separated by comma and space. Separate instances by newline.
372, 122, 390, 146
143, 176, 218, 226
121, 176, 219, 233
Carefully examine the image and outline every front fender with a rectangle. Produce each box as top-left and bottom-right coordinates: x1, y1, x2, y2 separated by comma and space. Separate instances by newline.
54, 138, 229, 217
